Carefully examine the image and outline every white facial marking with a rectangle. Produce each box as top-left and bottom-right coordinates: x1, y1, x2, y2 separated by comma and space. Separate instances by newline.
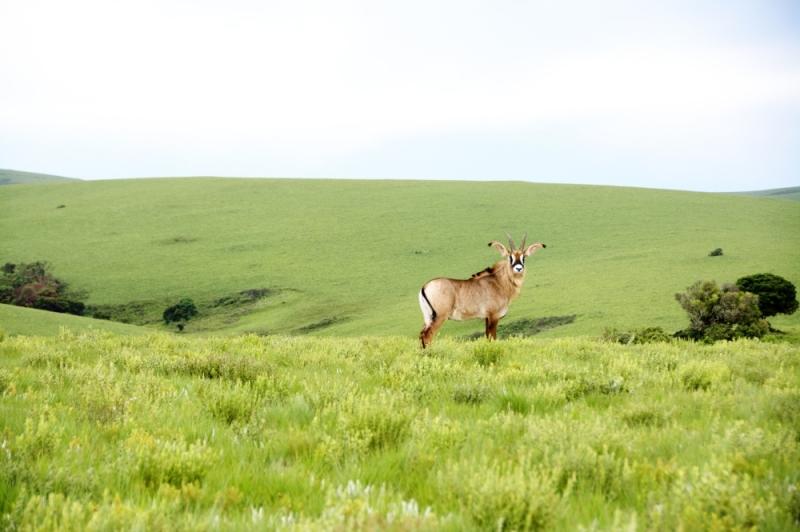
511, 252, 524, 273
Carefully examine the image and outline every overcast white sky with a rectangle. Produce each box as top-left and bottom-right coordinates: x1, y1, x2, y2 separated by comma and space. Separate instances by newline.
1, 0, 799, 191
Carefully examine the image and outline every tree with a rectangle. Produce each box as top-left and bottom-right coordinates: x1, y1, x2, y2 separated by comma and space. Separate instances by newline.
163, 298, 198, 324
735, 273, 798, 319
675, 280, 768, 342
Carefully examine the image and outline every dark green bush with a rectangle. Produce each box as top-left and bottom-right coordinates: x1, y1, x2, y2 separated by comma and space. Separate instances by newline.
162, 298, 198, 324
735, 273, 798, 319
33, 297, 85, 315
708, 248, 723, 257
88, 308, 112, 320
675, 280, 768, 342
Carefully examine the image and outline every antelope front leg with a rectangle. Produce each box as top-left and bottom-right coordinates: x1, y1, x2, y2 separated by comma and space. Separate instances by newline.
485, 318, 499, 340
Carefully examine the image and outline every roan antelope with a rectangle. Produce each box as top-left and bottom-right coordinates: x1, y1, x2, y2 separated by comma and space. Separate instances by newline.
418, 233, 546, 348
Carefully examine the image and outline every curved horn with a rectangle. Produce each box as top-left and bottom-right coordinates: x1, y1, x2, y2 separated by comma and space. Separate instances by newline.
505, 232, 516, 250
520, 232, 528, 250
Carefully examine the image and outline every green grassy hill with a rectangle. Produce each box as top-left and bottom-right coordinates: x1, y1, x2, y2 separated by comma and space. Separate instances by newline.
1, 178, 798, 339
0, 304, 146, 337
0, 169, 77, 186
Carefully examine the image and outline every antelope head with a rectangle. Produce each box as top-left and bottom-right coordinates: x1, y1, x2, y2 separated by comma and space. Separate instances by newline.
488, 233, 547, 276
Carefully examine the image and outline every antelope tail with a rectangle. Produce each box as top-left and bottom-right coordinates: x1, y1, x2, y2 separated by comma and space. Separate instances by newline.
419, 286, 437, 324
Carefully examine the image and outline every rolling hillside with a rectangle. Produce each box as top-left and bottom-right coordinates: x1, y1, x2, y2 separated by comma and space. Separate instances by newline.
1, 178, 798, 338
0, 304, 146, 337
0, 169, 77, 185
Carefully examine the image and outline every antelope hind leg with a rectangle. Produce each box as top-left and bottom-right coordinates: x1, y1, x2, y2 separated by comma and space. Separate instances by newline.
421, 316, 447, 348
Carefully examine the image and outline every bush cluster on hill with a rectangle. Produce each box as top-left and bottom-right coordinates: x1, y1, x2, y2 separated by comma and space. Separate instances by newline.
603, 326, 672, 345
736, 273, 799, 320
0, 261, 86, 315
675, 280, 770, 342
609, 273, 797, 345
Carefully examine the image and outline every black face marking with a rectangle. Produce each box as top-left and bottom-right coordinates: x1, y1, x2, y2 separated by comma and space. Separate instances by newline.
510, 253, 525, 271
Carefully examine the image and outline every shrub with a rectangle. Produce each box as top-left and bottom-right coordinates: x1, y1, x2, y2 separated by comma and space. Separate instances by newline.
678, 360, 731, 391
14, 412, 63, 461
202, 381, 257, 424
708, 248, 723, 257
452, 383, 491, 405
473, 341, 503, 367
314, 393, 413, 462
603, 326, 672, 344
564, 376, 628, 401
440, 456, 559, 530
173, 352, 263, 382
675, 280, 768, 342
736, 273, 798, 319
12, 493, 89, 532
124, 430, 215, 487
0, 261, 85, 315
33, 297, 85, 315
345, 402, 411, 452
162, 298, 198, 324
284, 480, 443, 530
621, 406, 666, 428
495, 389, 531, 415
0, 369, 10, 393
663, 463, 782, 530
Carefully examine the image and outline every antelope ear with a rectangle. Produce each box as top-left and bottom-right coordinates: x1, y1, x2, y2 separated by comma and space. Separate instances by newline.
488, 240, 509, 257
523, 242, 546, 256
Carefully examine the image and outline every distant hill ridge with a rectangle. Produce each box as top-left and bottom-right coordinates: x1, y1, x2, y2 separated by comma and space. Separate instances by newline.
737, 186, 800, 201
2, 168, 797, 199
0, 169, 78, 185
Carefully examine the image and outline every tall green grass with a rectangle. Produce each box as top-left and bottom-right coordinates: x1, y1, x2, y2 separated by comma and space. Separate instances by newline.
1, 178, 798, 338
1, 330, 798, 529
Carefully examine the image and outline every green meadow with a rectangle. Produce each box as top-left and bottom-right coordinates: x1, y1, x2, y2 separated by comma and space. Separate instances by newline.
1, 331, 798, 530
1, 178, 799, 339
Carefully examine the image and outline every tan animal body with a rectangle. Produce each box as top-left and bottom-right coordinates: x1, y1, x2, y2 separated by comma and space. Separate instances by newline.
418, 234, 546, 348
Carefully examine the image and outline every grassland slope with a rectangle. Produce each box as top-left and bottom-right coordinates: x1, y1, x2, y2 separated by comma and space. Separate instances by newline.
0, 304, 146, 337
0, 178, 798, 338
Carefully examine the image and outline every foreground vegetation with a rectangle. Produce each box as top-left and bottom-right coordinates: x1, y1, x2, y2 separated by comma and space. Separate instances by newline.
1, 178, 798, 338
1, 330, 798, 530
